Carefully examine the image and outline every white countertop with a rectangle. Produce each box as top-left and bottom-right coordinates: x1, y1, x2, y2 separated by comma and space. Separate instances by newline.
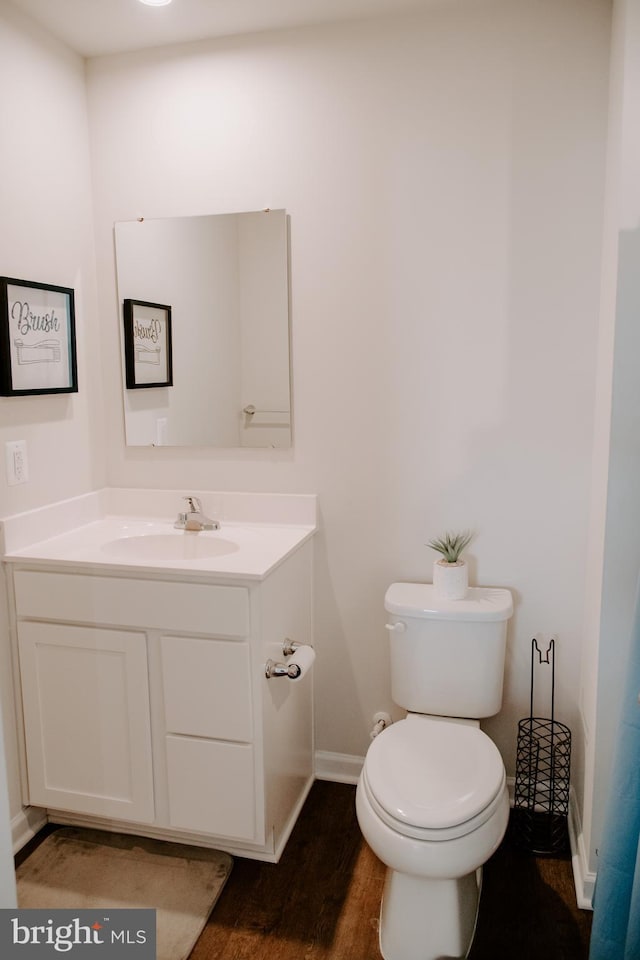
1, 489, 317, 581
3, 516, 315, 580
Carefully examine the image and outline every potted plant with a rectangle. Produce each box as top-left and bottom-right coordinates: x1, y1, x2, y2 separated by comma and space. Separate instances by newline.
428, 531, 474, 600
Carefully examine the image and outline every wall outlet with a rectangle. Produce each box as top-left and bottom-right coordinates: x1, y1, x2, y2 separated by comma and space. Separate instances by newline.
6, 440, 29, 485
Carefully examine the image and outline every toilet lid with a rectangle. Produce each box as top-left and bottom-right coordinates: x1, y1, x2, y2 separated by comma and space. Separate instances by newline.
365, 717, 505, 832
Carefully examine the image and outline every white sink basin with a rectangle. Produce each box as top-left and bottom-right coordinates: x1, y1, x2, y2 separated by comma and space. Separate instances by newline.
101, 533, 239, 561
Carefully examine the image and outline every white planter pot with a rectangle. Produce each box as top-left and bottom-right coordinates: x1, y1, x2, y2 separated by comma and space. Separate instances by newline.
433, 559, 468, 600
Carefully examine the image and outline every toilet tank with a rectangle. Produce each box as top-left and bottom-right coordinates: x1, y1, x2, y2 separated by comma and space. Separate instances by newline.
384, 583, 513, 718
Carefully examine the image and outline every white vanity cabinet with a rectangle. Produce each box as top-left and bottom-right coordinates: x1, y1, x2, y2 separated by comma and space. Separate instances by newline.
9, 540, 314, 861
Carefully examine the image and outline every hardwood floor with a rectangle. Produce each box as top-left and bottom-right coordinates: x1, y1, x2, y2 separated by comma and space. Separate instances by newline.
16, 780, 591, 959
469, 822, 592, 960
191, 780, 592, 960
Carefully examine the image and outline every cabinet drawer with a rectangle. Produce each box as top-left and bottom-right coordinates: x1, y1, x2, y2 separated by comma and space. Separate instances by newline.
13, 571, 249, 637
166, 735, 259, 841
161, 636, 252, 741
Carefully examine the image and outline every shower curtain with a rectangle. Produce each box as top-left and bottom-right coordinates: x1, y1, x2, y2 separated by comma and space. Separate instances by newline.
589, 582, 640, 959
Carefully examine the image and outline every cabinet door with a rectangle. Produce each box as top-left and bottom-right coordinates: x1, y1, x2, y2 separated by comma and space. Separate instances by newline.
18, 622, 154, 822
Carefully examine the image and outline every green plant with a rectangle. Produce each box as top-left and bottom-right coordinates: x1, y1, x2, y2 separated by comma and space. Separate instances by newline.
427, 531, 474, 564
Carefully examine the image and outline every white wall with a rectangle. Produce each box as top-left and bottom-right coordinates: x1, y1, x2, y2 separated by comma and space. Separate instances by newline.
0, 0, 104, 897
0, 3, 104, 512
86, 0, 611, 769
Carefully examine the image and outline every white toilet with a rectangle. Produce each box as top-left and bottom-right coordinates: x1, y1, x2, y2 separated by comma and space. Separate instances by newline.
356, 582, 513, 960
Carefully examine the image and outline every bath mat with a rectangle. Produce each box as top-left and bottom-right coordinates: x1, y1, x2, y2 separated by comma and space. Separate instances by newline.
16, 826, 233, 960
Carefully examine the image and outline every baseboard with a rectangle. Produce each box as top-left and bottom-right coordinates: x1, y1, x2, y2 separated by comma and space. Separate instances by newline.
506, 775, 515, 804
11, 805, 47, 854
314, 750, 364, 784
568, 788, 596, 910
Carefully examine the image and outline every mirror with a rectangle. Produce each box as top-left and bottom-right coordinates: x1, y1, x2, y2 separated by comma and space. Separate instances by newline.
114, 209, 291, 448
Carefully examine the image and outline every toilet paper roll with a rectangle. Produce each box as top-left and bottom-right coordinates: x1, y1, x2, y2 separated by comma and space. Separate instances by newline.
288, 644, 315, 681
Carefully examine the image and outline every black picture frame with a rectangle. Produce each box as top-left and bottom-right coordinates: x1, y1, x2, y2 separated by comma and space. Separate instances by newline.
123, 299, 173, 389
0, 277, 78, 396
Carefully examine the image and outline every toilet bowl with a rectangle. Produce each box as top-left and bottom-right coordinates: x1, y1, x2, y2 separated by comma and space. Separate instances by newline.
356, 714, 509, 960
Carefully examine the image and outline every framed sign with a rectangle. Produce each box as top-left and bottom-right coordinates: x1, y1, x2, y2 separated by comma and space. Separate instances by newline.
123, 299, 173, 389
0, 277, 78, 396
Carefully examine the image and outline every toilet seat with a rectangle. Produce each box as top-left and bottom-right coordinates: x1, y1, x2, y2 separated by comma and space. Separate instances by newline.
363, 715, 506, 843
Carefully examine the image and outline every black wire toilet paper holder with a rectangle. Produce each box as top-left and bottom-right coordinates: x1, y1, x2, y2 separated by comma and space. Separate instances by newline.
512, 637, 571, 855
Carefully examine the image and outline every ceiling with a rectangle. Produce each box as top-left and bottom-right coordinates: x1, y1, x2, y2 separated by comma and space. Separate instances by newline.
8, 0, 431, 58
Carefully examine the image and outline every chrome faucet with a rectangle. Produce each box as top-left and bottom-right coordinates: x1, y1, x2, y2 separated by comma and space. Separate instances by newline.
174, 496, 220, 531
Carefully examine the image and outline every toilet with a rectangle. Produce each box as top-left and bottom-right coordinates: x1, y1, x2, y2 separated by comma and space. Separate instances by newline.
356, 582, 513, 960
